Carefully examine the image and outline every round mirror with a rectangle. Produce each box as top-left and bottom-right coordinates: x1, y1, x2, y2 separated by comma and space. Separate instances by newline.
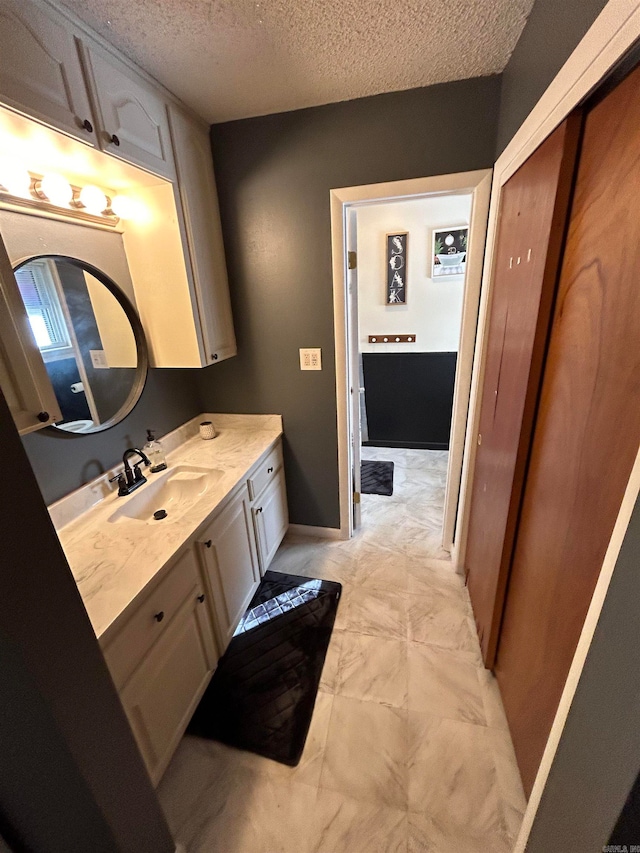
13, 255, 148, 433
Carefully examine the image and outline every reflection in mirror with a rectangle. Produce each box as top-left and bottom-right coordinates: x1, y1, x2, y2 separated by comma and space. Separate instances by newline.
14, 256, 147, 433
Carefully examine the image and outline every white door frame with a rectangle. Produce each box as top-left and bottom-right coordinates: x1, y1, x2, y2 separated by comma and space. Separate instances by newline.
330, 169, 492, 546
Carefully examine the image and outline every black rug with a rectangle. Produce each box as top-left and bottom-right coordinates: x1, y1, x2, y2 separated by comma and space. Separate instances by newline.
361, 459, 394, 496
188, 570, 341, 766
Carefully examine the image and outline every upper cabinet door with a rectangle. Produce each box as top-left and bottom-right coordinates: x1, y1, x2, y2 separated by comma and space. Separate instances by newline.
169, 107, 236, 364
82, 46, 175, 179
0, 0, 97, 145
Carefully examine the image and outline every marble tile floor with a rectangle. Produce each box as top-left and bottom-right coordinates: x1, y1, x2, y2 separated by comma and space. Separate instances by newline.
158, 448, 526, 852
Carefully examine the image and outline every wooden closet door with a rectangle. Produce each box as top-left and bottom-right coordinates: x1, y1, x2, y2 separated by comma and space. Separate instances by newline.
465, 116, 581, 666
495, 63, 640, 797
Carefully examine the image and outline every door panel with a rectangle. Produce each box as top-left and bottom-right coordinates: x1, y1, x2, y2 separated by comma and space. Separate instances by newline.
0, 0, 96, 144
465, 116, 581, 666
495, 64, 640, 796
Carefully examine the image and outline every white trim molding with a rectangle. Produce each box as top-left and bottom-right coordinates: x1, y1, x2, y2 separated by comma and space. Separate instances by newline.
330, 169, 492, 548
287, 523, 347, 540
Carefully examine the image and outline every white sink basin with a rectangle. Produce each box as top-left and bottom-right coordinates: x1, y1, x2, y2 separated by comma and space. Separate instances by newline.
108, 465, 224, 524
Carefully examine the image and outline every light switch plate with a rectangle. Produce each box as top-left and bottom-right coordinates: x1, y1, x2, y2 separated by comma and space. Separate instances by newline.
90, 349, 108, 369
299, 347, 322, 370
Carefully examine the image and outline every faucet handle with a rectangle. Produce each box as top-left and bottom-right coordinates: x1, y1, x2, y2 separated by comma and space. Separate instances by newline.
132, 463, 147, 484
109, 472, 127, 496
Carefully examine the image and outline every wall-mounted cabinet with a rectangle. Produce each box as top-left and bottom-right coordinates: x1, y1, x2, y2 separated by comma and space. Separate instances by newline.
169, 106, 236, 365
0, 0, 97, 146
81, 44, 176, 179
0, 0, 237, 430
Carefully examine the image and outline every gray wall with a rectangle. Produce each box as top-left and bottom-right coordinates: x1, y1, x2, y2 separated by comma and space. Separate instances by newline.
203, 77, 502, 528
0, 386, 174, 852
22, 367, 200, 505
496, 0, 608, 153
526, 494, 640, 851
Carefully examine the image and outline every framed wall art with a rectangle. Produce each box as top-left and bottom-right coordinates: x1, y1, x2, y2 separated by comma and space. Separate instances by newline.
386, 232, 408, 304
432, 226, 468, 278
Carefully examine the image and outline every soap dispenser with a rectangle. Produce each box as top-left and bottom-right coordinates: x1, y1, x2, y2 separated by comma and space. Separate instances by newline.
144, 430, 167, 473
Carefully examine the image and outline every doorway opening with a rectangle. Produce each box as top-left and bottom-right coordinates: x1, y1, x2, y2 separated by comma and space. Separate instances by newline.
330, 170, 492, 562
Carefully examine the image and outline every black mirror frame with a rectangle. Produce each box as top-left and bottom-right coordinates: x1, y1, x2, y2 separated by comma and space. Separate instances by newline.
13, 254, 149, 434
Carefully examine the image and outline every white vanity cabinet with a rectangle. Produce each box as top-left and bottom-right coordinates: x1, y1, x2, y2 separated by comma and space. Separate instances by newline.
101, 546, 218, 785
196, 484, 261, 651
0, 0, 97, 145
248, 442, 289, 574
81, 45, 176, 179
168, 106, 236, 365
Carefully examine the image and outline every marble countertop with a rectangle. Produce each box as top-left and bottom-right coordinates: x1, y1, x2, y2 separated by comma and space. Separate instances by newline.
51, 414, 282, 643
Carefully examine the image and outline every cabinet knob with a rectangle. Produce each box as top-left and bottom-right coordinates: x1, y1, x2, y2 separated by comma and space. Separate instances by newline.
204, 539, 212, 548
197, 593, 206, 603
154, 611, 165, 623
110, 133, 121, 147
82, 118, 93, 133
211, 353, 218, 361
267, 467, 274, 473
36, 411, 50, 422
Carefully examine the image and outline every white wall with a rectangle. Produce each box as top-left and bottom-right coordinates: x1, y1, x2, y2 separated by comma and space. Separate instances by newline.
356, 193, 472, 353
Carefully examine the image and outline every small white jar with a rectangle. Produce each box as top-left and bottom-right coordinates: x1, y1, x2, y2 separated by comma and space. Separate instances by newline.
199, 421, 216, 440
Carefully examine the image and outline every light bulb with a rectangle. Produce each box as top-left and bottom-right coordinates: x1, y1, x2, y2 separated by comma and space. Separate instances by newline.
39, 172, 72, 207
79, 184, 107, 214
110, 194, 137, 219
0, 158, 31, 197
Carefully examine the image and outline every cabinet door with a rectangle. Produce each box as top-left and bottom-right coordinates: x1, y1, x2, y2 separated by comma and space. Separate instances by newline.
197, 486, 260, 650
0, 0, 97, 144
168, 107, 236, 365
119, 580, 217, 785
82, 45, 175, 178
253, 471, 288, 574
0, 232, 60, 433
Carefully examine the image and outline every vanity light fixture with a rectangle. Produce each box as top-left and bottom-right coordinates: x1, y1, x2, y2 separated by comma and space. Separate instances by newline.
110, 194, 137, 220
37, 172, 73, 207
0, 157, 31, 198
0, 167, 142, 227
77, 184, 108, 215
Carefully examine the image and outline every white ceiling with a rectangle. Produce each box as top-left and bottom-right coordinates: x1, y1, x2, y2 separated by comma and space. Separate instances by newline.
59, 0, 535, 124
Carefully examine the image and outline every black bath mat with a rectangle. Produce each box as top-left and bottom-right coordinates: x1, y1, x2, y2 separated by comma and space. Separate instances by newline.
361, 459, 394, 496
188, 570, 341, 766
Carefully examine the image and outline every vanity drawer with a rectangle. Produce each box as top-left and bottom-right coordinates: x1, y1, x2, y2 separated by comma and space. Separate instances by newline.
102, 547, 205, 689
247, 443, 283, 501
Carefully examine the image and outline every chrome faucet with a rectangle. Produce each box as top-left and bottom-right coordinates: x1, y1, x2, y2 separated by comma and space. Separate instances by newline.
110, 448, 151, 496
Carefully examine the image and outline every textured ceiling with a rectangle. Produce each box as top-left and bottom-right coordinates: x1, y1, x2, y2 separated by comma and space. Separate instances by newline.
59, 0, 534, 123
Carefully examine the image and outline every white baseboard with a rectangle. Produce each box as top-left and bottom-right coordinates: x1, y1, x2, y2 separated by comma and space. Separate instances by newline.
287, 523, 347, 541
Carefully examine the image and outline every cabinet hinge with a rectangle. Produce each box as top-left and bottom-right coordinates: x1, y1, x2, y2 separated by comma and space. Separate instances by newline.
347, 251, 357, 270
353, 491, 361, 504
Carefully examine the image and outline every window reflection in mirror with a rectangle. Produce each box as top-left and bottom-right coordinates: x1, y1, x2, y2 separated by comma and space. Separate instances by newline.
14, 256, 146, 433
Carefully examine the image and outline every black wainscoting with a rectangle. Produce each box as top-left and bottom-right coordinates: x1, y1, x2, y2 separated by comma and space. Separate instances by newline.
362, 352, 457, 449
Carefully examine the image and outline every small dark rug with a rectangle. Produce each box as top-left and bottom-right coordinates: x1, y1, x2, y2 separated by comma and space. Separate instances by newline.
188, 570, 341, 766
361, 459, 394, 496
